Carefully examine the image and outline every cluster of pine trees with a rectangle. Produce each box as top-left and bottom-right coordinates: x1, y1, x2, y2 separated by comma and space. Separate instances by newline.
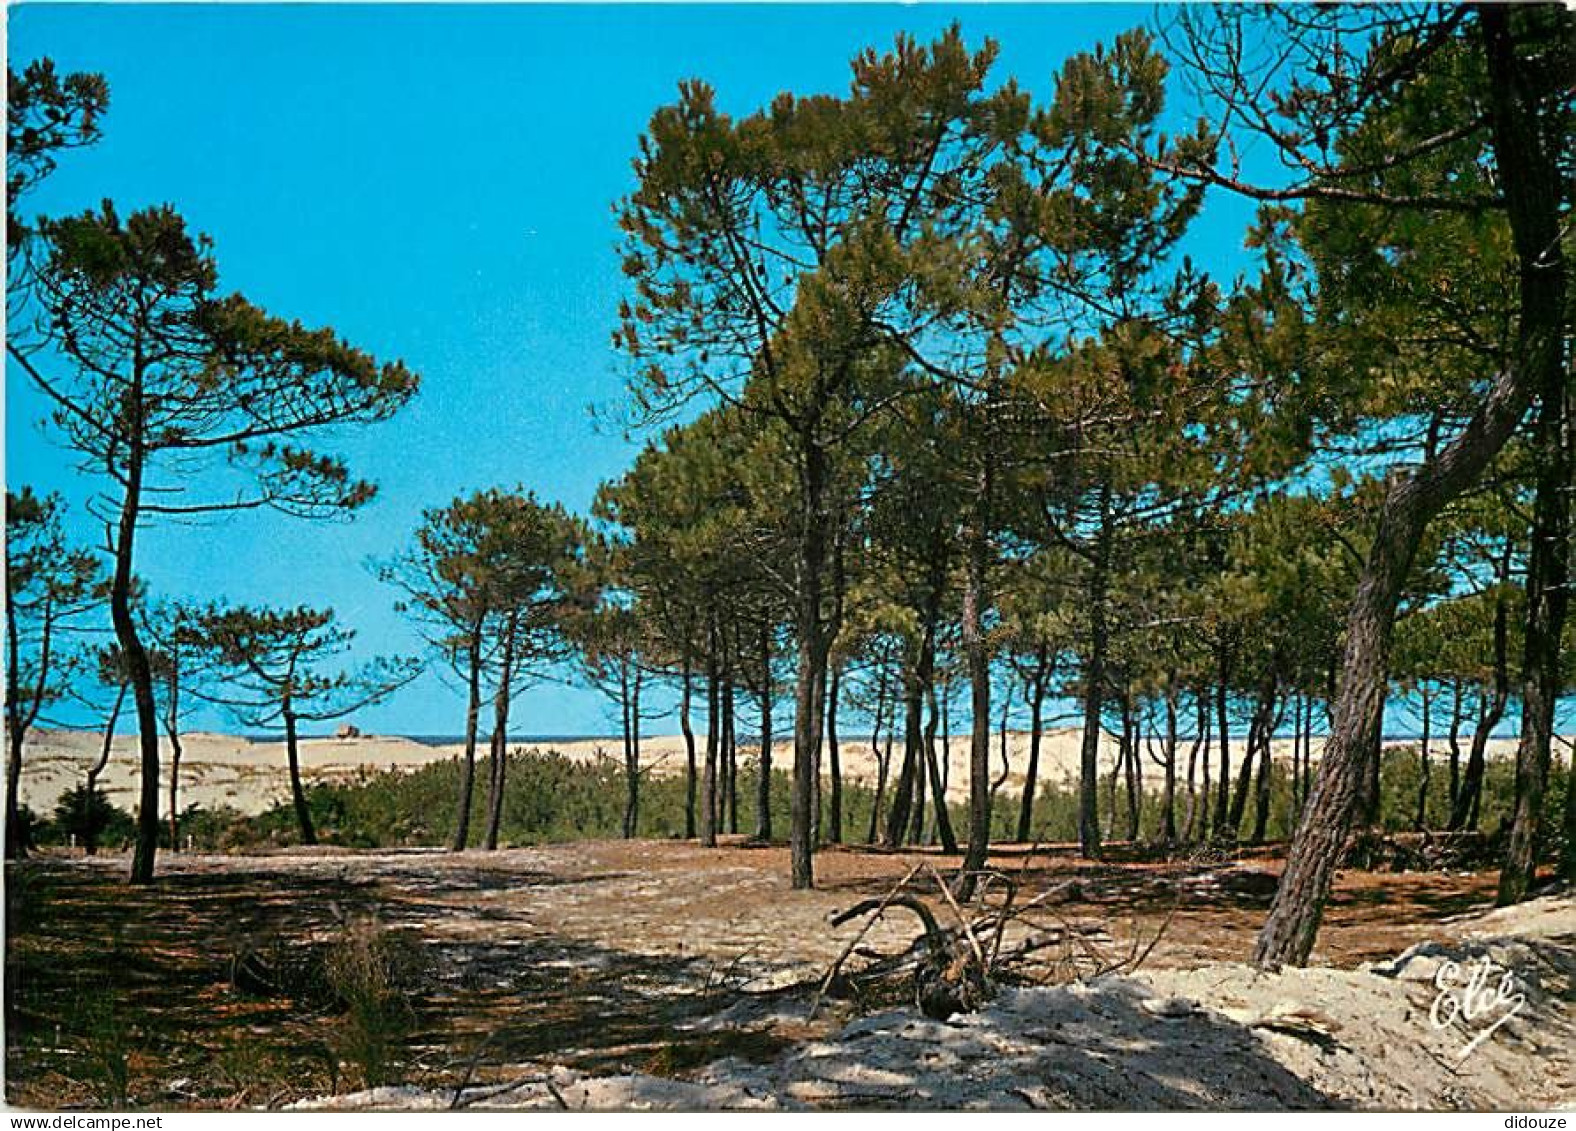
593, 4, 1573, 969
6, 6, 1572, 972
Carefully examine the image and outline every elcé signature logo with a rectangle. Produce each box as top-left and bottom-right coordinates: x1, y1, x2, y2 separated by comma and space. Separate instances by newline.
1429, 954, 1527, 1060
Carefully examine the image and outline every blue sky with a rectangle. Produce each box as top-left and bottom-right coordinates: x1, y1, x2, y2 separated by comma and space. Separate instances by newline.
8, 3, 1266, 736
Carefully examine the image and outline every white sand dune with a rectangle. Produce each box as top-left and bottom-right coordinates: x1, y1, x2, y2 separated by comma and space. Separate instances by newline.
15, 724, 1531, 819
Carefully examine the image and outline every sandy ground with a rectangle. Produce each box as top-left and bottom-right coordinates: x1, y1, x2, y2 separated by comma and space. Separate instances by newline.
15, 725, 1532, 820
9, 840, 1571, 1111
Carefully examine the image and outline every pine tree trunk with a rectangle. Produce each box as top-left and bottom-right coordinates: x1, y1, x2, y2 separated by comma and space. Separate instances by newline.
884, 671, 923, 849
118, 431, 163, 883
923, 679, 958, 852
166, 728, 184, 853
827, 664, 842, 844
866, 665, 889, 845
1160, 687, 1179, 844
1414, 684, 1433, 832
789, 436, 830, 889
621, 660, 638, 839
702, 621, 719, 848
483, 613, 518, 851
1122, 689, 1140, 842
1184, 691, 1208, 842
1499, 363, 1571, 903
1250, 694, 1282, 845
1078, 490, 1112, 858
1452, 591, 1509, 831
284, 705, 317, 847
3, 594, 34, 859
83, 682, 128, 856
909, 696, 929, 844
956, 490, 994, 899
1254, 8, 1562, 968
757, 624, 773, 842
721, 674, 734, 831
1212, 650, 1233, 840
1016, 646, 1048, 843
1229, 677, 1273, 837
681, 655, 697, 840
1447, 679, 1464, 817
452, 629, 483, 851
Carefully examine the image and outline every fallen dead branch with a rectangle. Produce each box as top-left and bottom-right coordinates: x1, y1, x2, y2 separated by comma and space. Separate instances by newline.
818, 867, 1178, 1021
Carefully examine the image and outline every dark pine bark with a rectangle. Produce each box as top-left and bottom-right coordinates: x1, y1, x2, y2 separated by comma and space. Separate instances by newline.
483, 612, 518, 851
1159, 687, 1180, 845
165, 709, 184, 853
723, 670, 738, 835
283, 705, 317, 847
789, 436, 830, 889
702, 621, 720, 847
1212, 648, 1233, 841
1016, 645, 1050, 843
680, 655, 698, 840
1184, 691, 1210, 842
119, 429, 163, 884
622, 660, 641, 839
886, 578, 941, 848
451, 628, 483, 851
884, 665, 924, 849
826, 664, 842, 844
756, 625, 773, 842
1254, 5, 1566, 970
7, 597, 54, 859
1228, 676, 1274, 838
1499, 347, 1571, 903
1447, 679, 1465, 817
1561, 747, 1576, 883
923, 679, 959, 852
1250, 695, 1284, 845
1122, 690, 1140, 842
866, 664, 890, 845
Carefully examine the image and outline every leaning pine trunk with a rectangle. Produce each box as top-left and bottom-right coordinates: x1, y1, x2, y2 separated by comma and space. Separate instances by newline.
1250, 696, 1282, 845
1254, 7, 1563, 969
83, 682, 128, 856
116, 430, 163, 884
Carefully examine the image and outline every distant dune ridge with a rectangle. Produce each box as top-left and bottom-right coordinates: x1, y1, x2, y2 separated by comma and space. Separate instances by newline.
15, 726, 1535, 821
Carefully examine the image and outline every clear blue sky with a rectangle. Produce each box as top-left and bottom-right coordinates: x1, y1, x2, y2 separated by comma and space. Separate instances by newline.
7, 3, 1264, 737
